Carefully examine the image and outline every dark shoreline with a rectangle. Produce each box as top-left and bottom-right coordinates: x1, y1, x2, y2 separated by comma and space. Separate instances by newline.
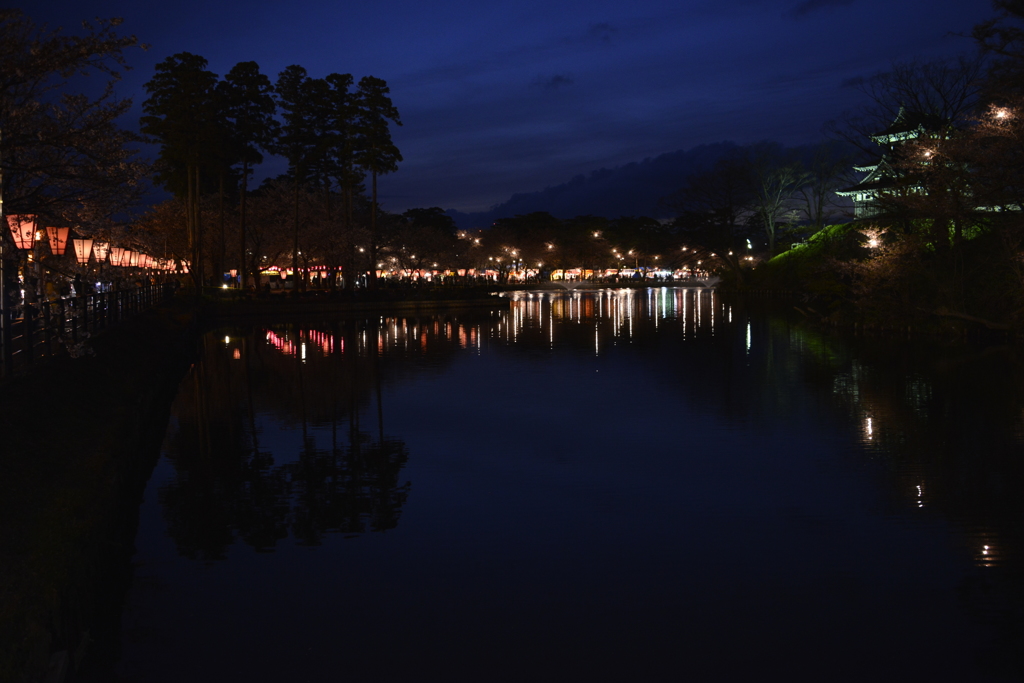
0, 297, 198, 683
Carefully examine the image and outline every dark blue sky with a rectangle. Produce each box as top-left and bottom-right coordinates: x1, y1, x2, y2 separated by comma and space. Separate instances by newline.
33, 0, 989, 212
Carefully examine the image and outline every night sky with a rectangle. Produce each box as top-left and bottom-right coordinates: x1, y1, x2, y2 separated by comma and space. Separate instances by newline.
32, 0, 990, 213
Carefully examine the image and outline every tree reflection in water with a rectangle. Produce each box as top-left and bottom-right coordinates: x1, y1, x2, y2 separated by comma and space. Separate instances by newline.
127, 292, 1024, 680
154, 317, 450, 559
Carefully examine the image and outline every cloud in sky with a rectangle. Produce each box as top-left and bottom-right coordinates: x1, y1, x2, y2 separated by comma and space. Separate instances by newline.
787, 0, 857, 18
533, 74, 575, 89
587, 22, 618, 44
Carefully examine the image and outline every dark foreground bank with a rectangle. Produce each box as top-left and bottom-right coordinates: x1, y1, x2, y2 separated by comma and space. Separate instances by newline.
0, 288, 508, 681
0, 296, 199, 682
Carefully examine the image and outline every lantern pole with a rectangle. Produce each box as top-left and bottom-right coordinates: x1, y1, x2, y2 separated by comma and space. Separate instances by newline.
0, 125, 8, 374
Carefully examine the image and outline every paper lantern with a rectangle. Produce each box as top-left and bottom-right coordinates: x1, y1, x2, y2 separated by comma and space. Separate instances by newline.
72, 238, 94, 264
6, 215, 38, 250
47, 226, 70, 255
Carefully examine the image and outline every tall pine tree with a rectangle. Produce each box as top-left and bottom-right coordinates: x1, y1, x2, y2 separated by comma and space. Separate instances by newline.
354, 76, 402, 288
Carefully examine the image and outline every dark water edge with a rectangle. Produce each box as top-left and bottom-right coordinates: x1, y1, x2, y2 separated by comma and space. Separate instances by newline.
0, 301, 198, 683
68, 292, 1024, 681
727, 296, 1024, 681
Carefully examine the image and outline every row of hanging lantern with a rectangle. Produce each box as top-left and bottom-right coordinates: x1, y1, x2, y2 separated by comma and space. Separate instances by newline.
5, 214, 181, 271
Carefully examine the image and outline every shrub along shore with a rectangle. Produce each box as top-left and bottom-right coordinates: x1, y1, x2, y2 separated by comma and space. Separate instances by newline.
735, 220, 1024, 343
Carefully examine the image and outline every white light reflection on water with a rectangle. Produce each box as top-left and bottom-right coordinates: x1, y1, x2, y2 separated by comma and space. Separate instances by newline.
258, 288, 732, 361
116, 286, 1024, 683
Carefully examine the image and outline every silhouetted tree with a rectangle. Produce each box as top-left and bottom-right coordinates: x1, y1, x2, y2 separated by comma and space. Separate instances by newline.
0, 10, 148, 234
747, 144, 810, 256
354, 76, 402, 287
142, 52, 225, 286
274, 65, 317, 289
825, 56, 986, 157
974, 0, 1024, 96
219, 61, 278, 288
796, 141, 854, 232
666, 154, 756, 278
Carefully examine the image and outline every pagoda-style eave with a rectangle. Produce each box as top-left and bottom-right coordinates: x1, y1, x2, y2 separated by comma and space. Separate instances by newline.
872, 127, 925, 146
836, 177, 899, 195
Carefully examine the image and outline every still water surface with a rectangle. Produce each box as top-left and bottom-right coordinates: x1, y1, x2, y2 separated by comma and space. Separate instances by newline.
115, 288, 1023, 682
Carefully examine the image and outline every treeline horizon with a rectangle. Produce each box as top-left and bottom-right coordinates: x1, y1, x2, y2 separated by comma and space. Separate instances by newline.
8, 1, 1024, 332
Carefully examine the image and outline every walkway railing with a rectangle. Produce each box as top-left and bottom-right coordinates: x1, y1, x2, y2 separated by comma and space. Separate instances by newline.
0, 282, 179, 379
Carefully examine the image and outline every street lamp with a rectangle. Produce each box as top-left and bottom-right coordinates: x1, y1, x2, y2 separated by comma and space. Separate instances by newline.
5, 215, 38, 329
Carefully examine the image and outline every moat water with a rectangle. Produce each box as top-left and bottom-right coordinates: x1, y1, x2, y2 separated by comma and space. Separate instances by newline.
111, 288, 1024, 682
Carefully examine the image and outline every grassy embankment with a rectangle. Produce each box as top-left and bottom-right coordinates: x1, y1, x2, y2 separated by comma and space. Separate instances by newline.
744, 221, 1024, 340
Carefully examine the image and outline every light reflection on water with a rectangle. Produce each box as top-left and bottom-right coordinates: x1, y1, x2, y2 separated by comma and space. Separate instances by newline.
114, 288, 1024, 682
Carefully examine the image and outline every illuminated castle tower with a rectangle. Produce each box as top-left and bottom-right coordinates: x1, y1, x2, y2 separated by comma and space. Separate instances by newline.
836, 107, 947, 218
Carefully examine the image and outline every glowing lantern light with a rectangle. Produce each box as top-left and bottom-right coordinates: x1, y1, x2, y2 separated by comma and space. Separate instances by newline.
93, 242, 109, 263
46, 226, 70, 255
128, 251, 139, 267
110, 247, 125, 266
72, 238, 94, 264
7, 215, 38, 250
